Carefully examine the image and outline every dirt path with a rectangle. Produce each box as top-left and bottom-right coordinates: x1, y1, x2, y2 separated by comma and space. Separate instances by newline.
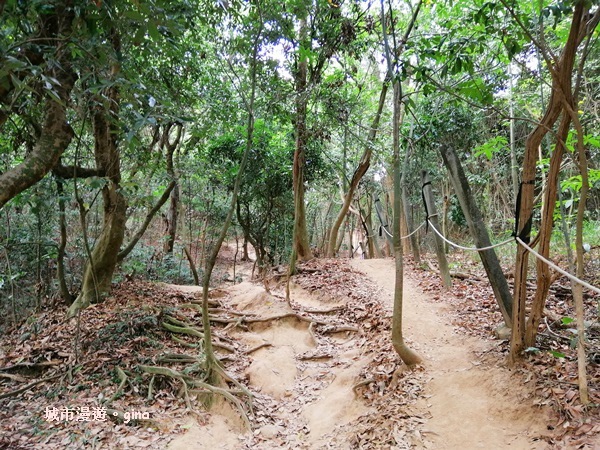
352, 258, 549, 450
168, 257, 550, 449
168, 281, 372, 449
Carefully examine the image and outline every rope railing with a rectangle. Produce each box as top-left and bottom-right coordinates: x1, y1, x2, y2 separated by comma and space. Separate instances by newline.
426, 219, 514, 252
381, 220, 426, 240
515, 237, 600, 296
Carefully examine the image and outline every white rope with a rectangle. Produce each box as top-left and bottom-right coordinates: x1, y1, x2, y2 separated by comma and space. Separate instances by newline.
516, 237, 600, 296
401, 220, 425, 239
381, 220, 426, 240
382, 225, 394, 238
426, 219, 514, 252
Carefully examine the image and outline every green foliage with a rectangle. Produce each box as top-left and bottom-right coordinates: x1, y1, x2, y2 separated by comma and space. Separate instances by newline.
473, 136, 508, 161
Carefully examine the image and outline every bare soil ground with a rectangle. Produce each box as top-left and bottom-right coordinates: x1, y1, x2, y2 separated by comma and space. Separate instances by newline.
167, 257, 555, 449
1, 251, 598, 449
353, 259, 550, 449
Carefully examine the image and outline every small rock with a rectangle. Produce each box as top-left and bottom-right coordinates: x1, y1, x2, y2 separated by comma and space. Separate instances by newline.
259, 424, 284, 439
494, 324, 511, 340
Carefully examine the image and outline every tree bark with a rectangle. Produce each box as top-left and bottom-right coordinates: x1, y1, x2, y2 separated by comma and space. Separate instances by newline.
439, 145, 513, 326
391, 81, 421, 366
421, 170, 452, 289
163, 123, 183, 254
291, 17, 313, 265
510, 2, 586, 363
0, 100, 74, 210
67, 31, 126, 318
327, 83, 388, 257
524, 116, 570, 346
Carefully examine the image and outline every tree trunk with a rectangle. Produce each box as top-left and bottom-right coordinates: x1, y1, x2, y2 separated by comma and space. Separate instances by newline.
327, 83, 388, 257
68, 32, 126, 318
291, 17, 313, 265
524, 116, 570, 346
421, 171, 452, 289
163, 123, 183, 254
55, 178, 74, 305
400, 143, 421, 263
391, 80, 421, 366
0, 98, 74, 210
117, 180, 176, 261
364, 196, 381, 259
0, 4, 76, 182
510, 2, 586, 363
439, 145, 513, 326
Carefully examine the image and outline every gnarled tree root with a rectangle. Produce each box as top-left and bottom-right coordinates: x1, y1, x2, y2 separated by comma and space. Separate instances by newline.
139, 364, 252, 429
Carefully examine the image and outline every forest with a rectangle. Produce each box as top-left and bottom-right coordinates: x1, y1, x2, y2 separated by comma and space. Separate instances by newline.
0, 0, 599, 448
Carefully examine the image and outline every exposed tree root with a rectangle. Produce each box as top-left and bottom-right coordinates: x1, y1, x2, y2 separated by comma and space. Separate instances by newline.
139, 364, 252, 429
0, 373, 62, 400
106, 367, 129, 405
244, 343, 272, 354
321, 325, 359, 333
161, 318, 235, 353
352, 378, 375, 396
298, 353, 333, 361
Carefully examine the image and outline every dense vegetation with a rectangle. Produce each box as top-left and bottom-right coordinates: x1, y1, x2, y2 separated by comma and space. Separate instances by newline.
1, 0, 599, 417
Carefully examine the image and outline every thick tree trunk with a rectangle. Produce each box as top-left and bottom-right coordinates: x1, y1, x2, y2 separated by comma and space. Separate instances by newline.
439, 145, 513, 326
421, 171, 452, 289
0, 98, 74, 210
68, 32, 126, 317
327, 83, 388, 257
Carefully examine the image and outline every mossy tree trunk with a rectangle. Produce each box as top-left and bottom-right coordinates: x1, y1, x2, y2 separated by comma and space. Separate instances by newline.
68, 31, 126, 317
0, 3, 76, 209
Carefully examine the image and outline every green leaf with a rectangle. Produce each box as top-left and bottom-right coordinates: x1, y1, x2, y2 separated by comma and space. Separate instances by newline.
148, 21, 161, 41
561, 317, 574, 325
549, 350, 566, 358
473, 136, 507, 160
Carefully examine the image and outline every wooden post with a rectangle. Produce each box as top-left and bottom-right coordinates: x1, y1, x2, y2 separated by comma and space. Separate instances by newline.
421, 170, 452, 288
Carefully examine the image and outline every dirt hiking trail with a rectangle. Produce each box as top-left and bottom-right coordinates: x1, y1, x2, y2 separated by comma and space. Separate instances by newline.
168, 258, 549, 449
353, 258, 549, 449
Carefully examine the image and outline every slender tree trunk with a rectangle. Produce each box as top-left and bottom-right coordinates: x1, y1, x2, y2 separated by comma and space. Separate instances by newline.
421, 171, 452, 289
291, 17, 313, 265
524, 116, 570, 346
380, 0, 423, 365
401, 174, 420, 264
163, 123, 183, 254
201, 23, 262, 383
571, 105, 590, 404
439, 145, 513, 325
327, 83, 388, 257
509, 63, 519, 202
510, 3, 585, 363
391, 81, 421, 366
56, 178, 74, 305
117, 181, 176, 261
